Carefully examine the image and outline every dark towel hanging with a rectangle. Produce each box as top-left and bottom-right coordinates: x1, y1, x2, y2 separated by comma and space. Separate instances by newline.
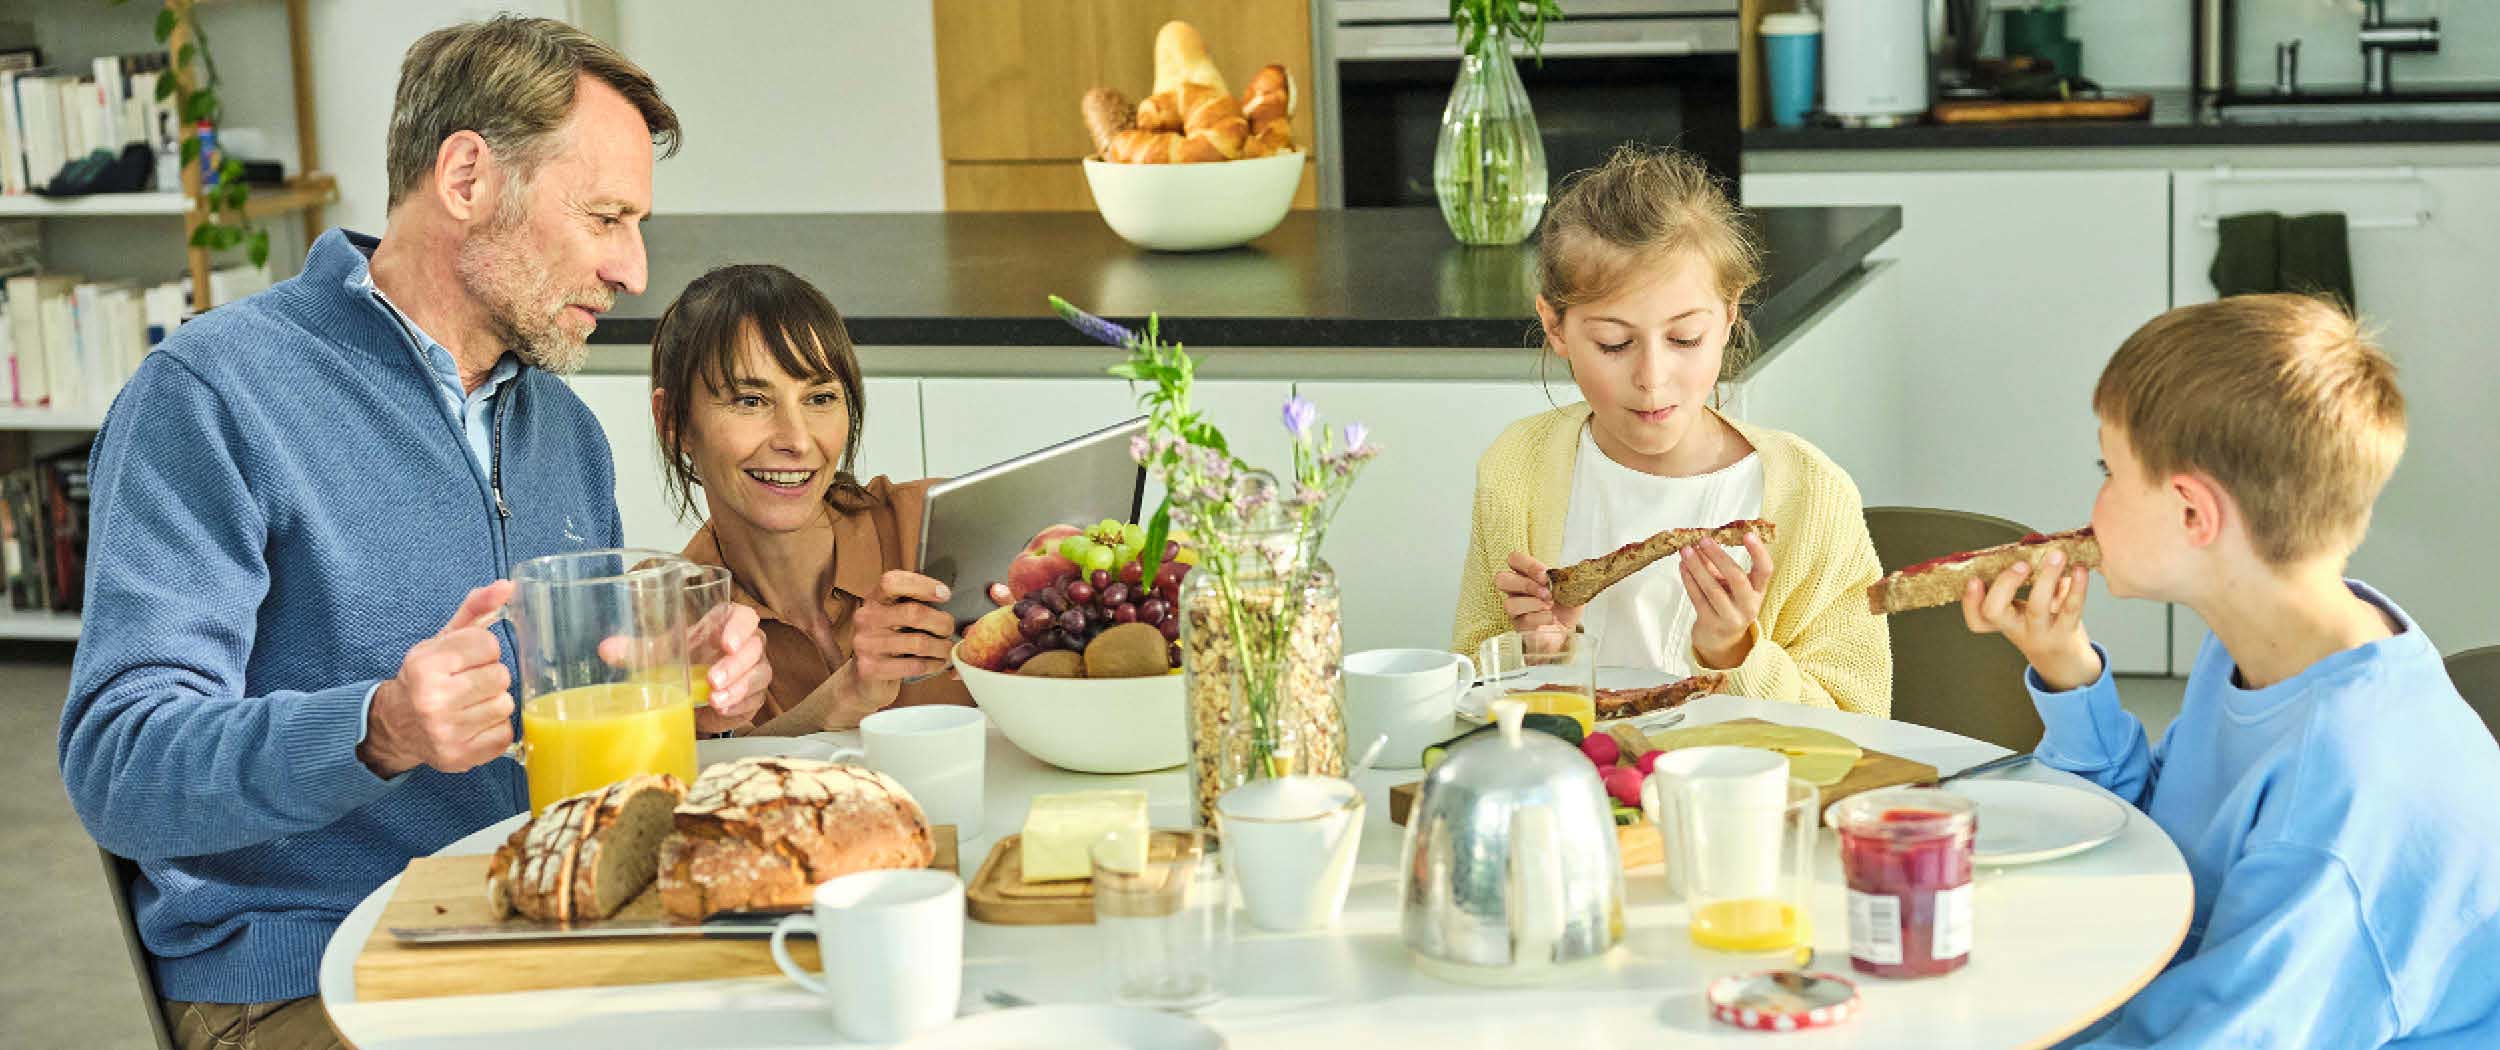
2208, 210, 2357, 312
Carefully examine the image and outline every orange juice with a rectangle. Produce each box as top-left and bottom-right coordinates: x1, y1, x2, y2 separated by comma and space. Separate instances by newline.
631, 664, 714, 707
1509, 690, 1597, 735
1691, 898, 1806, 952
521, 682, 698, 813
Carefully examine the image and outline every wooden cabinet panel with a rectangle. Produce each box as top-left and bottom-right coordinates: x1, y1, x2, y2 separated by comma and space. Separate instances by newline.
932, 0, 1315, 164
944, 158, 1318, 211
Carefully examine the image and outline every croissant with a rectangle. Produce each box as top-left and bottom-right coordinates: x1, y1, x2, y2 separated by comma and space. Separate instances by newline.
1240, 64, 1294, 125
1152, 21, 1229, 99
1240, 116, 1294, 158
1104, 128, 1185, 163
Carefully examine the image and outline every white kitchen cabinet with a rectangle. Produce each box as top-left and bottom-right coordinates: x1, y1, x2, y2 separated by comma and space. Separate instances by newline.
2170, 165, 2500, 656
918, 377, 1296, 521
565, 374, 924, 553
1296, 380, 1567, 655
1743, 169, 2176, 673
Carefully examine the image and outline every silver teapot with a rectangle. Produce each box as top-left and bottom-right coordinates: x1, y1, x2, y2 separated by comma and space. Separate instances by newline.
1399, 699, 1624, 983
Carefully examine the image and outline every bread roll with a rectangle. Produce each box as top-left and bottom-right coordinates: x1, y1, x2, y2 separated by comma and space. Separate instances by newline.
485, 774, 685, 922
655, 757, 933, 920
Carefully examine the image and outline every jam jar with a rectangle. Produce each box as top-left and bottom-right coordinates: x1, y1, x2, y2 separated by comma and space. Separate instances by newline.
1831, 788, 1977, 979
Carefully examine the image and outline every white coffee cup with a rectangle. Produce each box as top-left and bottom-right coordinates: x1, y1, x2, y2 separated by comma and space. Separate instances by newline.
769, 869, 965, 1043
1344, 648, 1477, 770
1641, 746, 1791, 898
861, 705, 987, 837
1215, 775, 1364, 932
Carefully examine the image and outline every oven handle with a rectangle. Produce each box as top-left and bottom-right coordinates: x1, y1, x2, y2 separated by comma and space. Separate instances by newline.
1347, 39, 1705, 60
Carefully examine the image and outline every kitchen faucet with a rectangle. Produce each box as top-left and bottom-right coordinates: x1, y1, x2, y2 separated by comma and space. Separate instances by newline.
2359, 0, 2439, 95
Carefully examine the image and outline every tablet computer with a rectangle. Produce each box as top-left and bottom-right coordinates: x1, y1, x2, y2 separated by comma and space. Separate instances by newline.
918, 416, 1148, 628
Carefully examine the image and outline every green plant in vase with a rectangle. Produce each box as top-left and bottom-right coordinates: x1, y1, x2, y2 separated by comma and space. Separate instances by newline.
1435, 0, 1564, 246
1051, 296, 1381, 825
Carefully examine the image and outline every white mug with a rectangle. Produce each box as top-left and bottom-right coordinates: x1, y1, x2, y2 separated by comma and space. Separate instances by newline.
1641, 746, 1791, 899
1215, 775, 1364, 932
770, 869, 965, 1043
1344, 649, 1477, 770
861, 705, 987, 837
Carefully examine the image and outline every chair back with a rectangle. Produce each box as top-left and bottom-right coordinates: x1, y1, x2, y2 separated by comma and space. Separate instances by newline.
2446, 645, 2500, 743
98, 849, 175, 1050
1865, 506, 2048, 751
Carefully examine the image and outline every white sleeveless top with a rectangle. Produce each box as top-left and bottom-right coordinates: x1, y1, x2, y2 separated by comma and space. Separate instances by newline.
1559, 423, 1766, 675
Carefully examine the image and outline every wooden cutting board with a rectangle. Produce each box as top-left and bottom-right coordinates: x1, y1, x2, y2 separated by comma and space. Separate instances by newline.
1388, 718, 1935, 869
1932, 95, 2153, 124
354, 827, 956, 1002
964, 833, 1203, 925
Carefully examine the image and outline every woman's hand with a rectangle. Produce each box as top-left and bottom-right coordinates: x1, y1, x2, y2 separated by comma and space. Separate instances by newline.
853, 571, 958, 686
1683, 533, 1773, 670
1495, 551, 1584, 635
691, 603, 771, 734
1961, 551, 2100, 692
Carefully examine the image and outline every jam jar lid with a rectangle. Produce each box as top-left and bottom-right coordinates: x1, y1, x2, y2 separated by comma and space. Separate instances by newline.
1829, 786, 1976, 840
1707, 970, 1862, 1032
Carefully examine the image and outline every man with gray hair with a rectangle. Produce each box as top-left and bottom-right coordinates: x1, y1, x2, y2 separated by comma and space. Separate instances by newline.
58, 18, 768, 1047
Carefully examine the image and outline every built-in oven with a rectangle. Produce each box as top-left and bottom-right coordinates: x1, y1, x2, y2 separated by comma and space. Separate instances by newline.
1317, 0, 1742, 209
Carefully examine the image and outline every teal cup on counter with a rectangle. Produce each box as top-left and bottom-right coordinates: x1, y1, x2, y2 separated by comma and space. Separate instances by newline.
1761, 12, 1821, 129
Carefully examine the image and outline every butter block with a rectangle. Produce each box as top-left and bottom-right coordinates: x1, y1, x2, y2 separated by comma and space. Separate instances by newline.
1019, 789, 1149, 883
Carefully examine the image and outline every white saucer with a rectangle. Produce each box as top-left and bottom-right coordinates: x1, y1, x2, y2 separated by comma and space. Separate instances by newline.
898, 1004, 1225, 1050
1945, 779, 2131, 865
694, 734, 847, 767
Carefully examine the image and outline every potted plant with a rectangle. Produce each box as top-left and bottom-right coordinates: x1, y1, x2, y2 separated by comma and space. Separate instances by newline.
1435, 0, 1565, 246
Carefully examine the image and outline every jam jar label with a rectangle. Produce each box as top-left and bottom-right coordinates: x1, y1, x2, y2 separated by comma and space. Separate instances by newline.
1932, 882, 1974, 961
1848, 890, 1903, 965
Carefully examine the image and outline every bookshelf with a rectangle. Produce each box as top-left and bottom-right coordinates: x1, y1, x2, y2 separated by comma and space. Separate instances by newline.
0, 607, 78, 640
0, 405, 105, 428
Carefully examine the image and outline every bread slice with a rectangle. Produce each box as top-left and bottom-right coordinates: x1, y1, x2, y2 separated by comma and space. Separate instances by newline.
1546, 519, 1778, 608
1508, 672, 1728, 721
485, 773, 686, 922
656, 757, 934, 920
1865, 527, 2102, 615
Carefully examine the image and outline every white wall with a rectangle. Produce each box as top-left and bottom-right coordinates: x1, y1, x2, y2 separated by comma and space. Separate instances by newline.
616, 0, 945, 214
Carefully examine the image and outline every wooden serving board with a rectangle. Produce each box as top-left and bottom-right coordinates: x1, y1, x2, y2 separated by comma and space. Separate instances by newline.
354, 827, 956, 1002
1932, 95, 2153, 124
963, 832, 1197, 926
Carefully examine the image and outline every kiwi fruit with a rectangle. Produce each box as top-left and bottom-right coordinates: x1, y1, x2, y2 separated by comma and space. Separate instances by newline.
1017, 650, 1086, 678
1083, 623, 1170, 679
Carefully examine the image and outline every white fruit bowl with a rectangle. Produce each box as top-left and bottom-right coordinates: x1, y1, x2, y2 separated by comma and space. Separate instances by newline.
1082, 150, 1303, 252
953, 643, 1189, 774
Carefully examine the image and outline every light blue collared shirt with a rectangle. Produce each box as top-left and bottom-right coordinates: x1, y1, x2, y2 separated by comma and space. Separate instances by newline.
358, 273, 520, 477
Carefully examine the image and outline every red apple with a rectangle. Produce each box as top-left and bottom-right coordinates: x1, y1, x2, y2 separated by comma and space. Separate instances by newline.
957, 606, 1023, 672
1003, 524, 1083, 600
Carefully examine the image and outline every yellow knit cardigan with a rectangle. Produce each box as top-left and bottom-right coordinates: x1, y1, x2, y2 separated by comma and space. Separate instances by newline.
1451, 403, 1894, 717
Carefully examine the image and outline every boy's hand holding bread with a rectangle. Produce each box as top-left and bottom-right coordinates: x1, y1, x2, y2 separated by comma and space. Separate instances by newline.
1960, 550, 2101, 692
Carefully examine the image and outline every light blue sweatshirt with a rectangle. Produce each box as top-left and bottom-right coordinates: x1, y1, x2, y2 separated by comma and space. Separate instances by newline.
2032, 581, 2500, 1048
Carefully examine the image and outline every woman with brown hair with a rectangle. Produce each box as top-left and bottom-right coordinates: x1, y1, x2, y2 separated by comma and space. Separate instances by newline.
649, 264, 969, 733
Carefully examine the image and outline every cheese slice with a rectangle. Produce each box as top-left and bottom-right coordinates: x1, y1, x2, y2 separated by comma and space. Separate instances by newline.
1642, 724, 1864, 787
1019, 789, 1149, 883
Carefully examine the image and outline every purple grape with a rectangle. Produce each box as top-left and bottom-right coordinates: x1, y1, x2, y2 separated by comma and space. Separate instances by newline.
1019, 608, 1053, 639
1090, 569, 1112, 590
1157, 618, 1181, 641
1156, 562, 1187, 587
1119, 561, 1144, 585
1113, 603, 1138, 624
1166, 642, 1183, 667
1058, 608, 1087, 635
1102, 582, 1131, 607
1157, 582, 1181, 604
1037, 627, 1072, 652
1067, 581, 1096, 605
1139, 598, 1167, 625
1003, 644, 1037, 671
1013, 598, 1040, 619
1039, 589, 1070, 614
1164, 541, 1180, 560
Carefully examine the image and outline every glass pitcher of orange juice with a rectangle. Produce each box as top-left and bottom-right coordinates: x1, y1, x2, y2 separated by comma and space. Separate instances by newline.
504, 549, 701, 813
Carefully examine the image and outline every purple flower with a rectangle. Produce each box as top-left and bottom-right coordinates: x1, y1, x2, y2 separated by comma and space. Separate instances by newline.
1049, 295, 1137, 349
1129, 434, 1151, 463
1281, 397, 1318, 442
1341, 423, 1370, 455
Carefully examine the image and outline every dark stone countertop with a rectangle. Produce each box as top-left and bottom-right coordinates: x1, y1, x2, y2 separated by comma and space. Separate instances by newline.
593, 206, 1900, 359
1746, 87, 2500, 152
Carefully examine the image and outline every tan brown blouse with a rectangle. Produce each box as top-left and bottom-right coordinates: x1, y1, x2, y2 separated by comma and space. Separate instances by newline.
680, 476, 973, 733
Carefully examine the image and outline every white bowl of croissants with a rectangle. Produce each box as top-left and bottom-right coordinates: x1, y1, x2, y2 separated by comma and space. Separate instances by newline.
1080, 22, 1303, 252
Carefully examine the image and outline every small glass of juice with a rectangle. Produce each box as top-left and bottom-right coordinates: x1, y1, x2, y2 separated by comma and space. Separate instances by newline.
1832, 787, 1977, 979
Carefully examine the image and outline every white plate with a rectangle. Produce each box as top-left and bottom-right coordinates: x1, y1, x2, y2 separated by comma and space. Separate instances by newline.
898, 1005, 1225, 1050
694, 734, 846, 768
1945, 779, 2131, 865
1454, 665, 1698, 730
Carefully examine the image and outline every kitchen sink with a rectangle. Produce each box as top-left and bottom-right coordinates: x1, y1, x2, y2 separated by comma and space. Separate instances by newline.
2218, 99, 2500, 124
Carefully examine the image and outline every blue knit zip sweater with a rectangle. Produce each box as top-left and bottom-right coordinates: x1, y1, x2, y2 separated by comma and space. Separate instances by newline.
58, 229, 624, 1003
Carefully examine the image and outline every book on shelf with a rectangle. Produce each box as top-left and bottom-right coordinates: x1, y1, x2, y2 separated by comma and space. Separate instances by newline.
1, 441, 90, 613
3, 270, 199, 411
0, 51, 173, 196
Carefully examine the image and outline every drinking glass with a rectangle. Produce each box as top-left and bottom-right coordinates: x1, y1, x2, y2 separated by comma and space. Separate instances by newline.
1473, 625, 1597, 734
677, 564, 733, 708
1092, 827, 1229, 1011
1662, 771, 1819, 956
503, 548, 699, 812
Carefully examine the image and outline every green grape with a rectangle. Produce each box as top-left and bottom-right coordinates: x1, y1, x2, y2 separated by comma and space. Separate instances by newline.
1057, 536, 1090, 563
1083, 545, 1118, 572
1120, 522, 1145, 548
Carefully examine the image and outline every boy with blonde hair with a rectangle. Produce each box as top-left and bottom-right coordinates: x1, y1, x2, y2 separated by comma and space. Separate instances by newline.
1965, 294, 2500, 1048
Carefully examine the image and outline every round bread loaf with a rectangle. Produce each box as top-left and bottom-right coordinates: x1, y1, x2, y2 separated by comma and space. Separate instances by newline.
656, 756, 934, 920
485, 773, 687, 922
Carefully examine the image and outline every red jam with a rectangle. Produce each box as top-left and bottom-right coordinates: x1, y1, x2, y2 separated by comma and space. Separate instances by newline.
1835, 791, 1977, 979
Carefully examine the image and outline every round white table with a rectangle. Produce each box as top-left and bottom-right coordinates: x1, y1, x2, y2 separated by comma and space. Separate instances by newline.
321, 695, 2191, 1049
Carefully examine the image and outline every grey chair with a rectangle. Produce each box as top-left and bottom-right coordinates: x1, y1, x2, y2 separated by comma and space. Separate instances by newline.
1864, 506, 2047, 752
2446, 645, 2500, 743
98, 849, 176, 1050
